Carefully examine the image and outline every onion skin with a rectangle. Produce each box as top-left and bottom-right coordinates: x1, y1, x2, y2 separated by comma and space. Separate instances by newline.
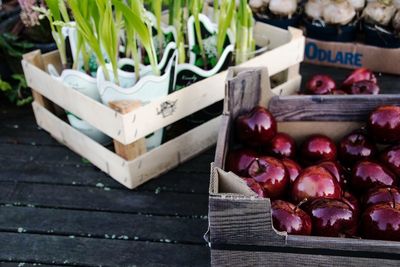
348, 0, 366, 11
323, 0, 356, 25
249, 0, 270, 14
269, 0, 298, 17
306, 0, 356, 25
305, 0, 328, 20
393, 10, 400, 33
363, 1, 396, 27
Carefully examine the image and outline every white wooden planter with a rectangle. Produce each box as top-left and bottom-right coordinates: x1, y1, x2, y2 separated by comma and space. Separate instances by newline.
175, 44, 234, 88
22, 22, 305, 189
46, 66, 110, 145
96, 52, 177, 150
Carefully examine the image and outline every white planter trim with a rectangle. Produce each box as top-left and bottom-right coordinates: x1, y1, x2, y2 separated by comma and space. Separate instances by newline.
177, 44, 234, 79
47, 66, 110, 145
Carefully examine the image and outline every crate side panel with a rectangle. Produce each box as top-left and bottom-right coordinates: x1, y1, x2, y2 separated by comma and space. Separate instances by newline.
209, 196, 285, 246
269, 95, 400, 121
23, 61, 125, 142
31, 102, 132, 188
288, 235, 400, 255
211, 249, 400, 267
126, 116, 221, 188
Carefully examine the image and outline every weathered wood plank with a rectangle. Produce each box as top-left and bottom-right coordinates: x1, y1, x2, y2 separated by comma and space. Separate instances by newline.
0, 183, 208, 217
22, 50, 54, 112
0, 143, 213, 172
214, 68, 268, 171
0, 206, 207, 244
214, 116, 231, 170
0, 233, 210, 267
269, 95, 400, 121
211, 249, 400, 267
209, 196, 285, 246
225, 69, 263, 119
0, 163, 210, 193
0, 263, 57, 267
0, 109, 58, 146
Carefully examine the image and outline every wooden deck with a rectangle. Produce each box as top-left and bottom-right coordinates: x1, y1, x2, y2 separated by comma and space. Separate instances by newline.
0, 63, 398, 267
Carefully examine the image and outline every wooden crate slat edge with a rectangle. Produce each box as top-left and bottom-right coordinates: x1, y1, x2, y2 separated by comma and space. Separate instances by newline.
23, 60, 126, 142
269, 94, 400, 121
31, 101, 132, 188
211, 249, 400, 267
32, 101, 219, 189
125, 116, 221, 188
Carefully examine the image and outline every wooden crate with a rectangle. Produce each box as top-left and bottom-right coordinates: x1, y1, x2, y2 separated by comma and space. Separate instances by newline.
21, 23, 304, 189
208, 67, 400, 266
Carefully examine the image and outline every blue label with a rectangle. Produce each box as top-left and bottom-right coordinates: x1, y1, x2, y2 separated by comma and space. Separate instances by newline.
305, 42, 363, 67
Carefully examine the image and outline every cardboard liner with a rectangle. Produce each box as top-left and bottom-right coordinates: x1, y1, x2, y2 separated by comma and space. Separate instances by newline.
305, 38, 400, 75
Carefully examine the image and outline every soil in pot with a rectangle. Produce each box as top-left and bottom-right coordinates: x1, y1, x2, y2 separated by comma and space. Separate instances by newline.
304, 19, 358, 42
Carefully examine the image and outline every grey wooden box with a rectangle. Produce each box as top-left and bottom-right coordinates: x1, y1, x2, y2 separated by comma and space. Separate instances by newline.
207, 67, 400, 267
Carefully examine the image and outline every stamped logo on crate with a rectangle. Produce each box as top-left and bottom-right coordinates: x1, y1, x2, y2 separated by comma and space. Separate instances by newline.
305, 40, 363, 67
157, 100, 177, 118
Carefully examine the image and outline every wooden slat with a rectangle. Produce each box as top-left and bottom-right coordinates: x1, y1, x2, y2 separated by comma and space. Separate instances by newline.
215, 67, 271, 170
269, 95, 400, 121
22, 50, 53, 112
32, 101, 219, 189
287, 235, 400, 255
225, 69, 264, 119
0, 233, 210, 267
214, 116, 231, 170
211, 249, 400, 267
22, 62, 127, 143
0, 263, 56, 267
0, 206, 207, 244
0, 160, 211, 193
0, 142, 213, 169
0, 183, 208, 216
209, 196, 285, 246
125, 116, 220, 188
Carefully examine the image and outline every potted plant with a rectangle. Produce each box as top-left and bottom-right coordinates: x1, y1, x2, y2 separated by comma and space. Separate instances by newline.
362, 0, 400, 48
171, 0, 236, 90
67, 0, 176, 150
37, 0, 110, 145
168, 0, 255, 127
304, 0, 359, 42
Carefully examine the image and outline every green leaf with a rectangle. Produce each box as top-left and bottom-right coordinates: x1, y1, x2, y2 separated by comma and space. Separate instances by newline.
11, 74, 27, 88
210, 56, 217, 67
0, 79, 12, 92
68, 0, 109, 79
113, 0, 159, 75
191, 44, 201, 55
217, 0, 235, 57
195, 57, 204, 68
44, 0, 61, 21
